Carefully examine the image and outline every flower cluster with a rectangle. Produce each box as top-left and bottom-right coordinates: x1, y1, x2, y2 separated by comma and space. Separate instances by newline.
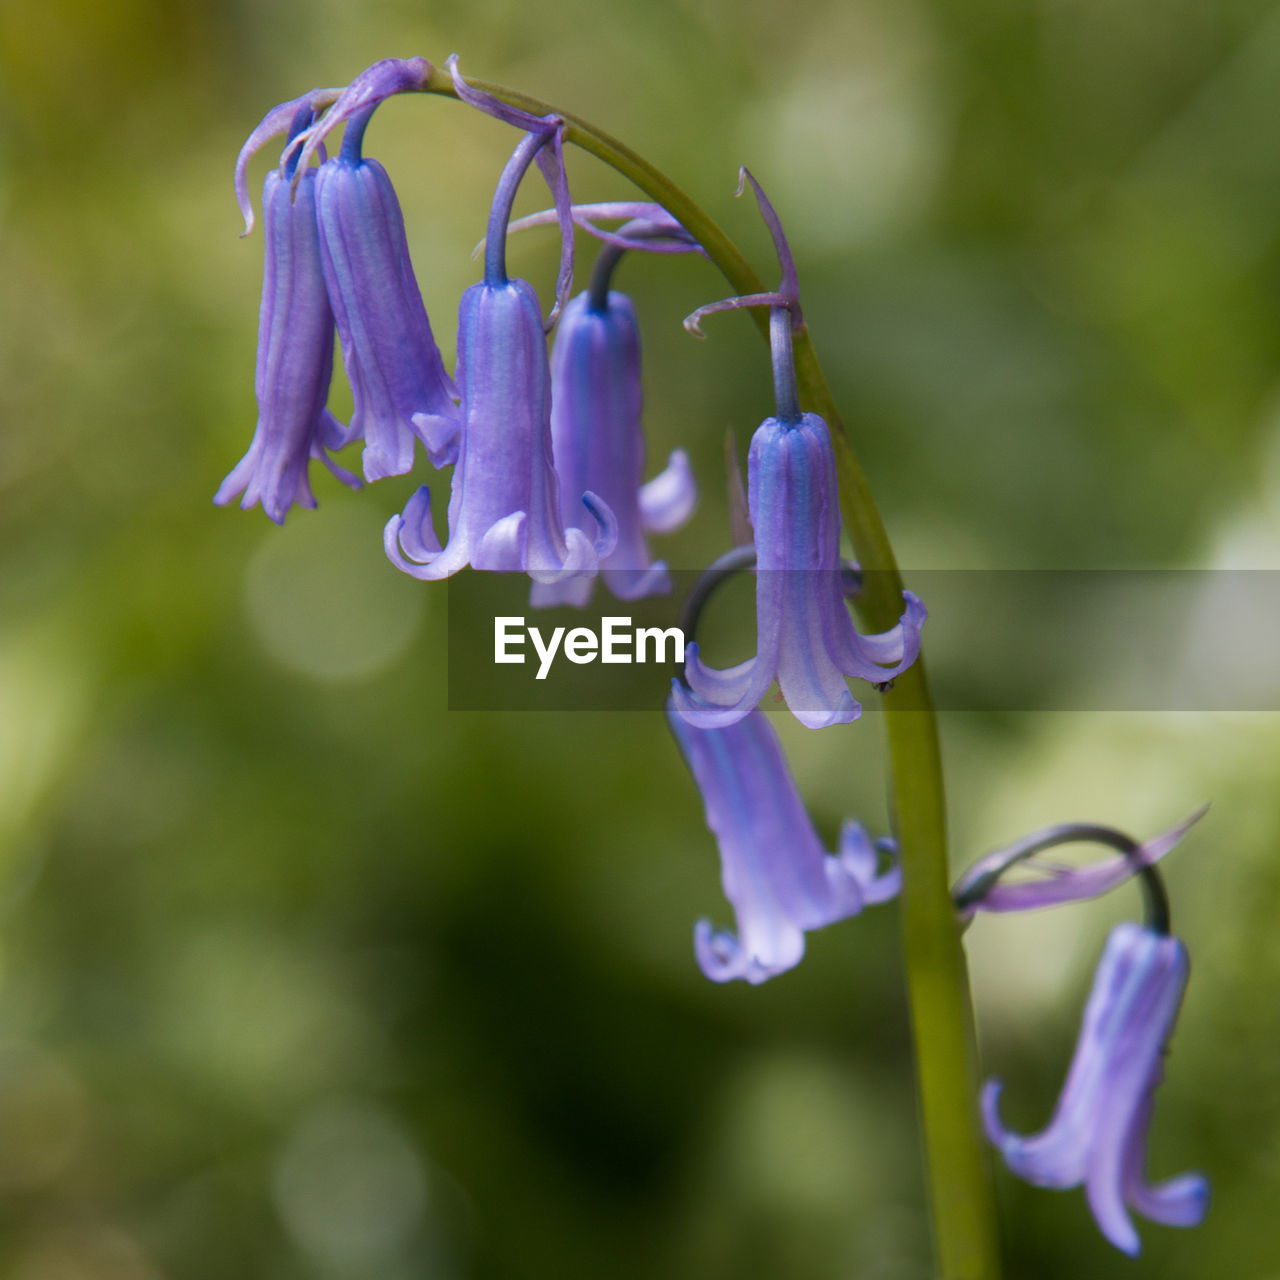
219, 57, 694, 602
218, 56, 1212, 1263
219, 60, 460, 520
218, 63, 925, 981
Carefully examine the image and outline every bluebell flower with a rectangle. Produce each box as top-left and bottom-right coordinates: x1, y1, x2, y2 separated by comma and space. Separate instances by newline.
216, 112, 358, 524
983, 921, 1210, 1255
669, 170, 925, 730
385, 123, 613, 584
667, 695, 899, 984
385, 275, 614, 582
672, 411, 926, 729
531, 288, 697, 608
229, 59, 457, 484
313, 112, 460, 480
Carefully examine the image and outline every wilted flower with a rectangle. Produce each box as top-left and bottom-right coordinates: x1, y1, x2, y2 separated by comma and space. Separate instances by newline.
215, 109, 357, 523
668, 695, 899, 984
531, 287, 697, 608
983, 921, 1210, 1255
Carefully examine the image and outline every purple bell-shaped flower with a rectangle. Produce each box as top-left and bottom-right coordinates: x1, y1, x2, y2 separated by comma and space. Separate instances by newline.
531, 285, 696, 608
215, 105, 357, 524
668, 695, 899, 984
670, 171, 924, 730
957, 816, 1210, 1256
674, 408, 925, 729
310, 64, 461, 480
385, 123, 613, 585
983, 922, 1209, 1255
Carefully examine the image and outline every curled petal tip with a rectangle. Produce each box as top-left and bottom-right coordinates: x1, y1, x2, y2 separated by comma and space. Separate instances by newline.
292, 57, 430, 176
234, 89, 343, 234
533, 134, 576, 324
734, 167, 798, 302
383, 512, 407, 559
640, 450, 698, 534
981, 1077, 1004, 1111
694, 920, 746, 983
234, 97, 301, 235
683, 291, 794, 338
449, 52, 560, 134
581, 491, 618, 559
506, 204, 700, 255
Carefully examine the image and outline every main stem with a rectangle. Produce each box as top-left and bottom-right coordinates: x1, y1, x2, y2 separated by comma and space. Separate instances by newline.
423, 66, 1002, 1280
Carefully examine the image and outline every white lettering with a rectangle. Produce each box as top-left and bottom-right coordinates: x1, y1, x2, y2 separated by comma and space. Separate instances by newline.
601, 617, 632, 663
529, 626, 565, 680
495, 617, 686, 676
564, 627, 599, 664
635, 626, 686, 665
494, 616, 526, 664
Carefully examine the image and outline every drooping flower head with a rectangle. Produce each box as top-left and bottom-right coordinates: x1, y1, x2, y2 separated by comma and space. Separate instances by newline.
385, 109, 613, 585
667, 694, 899, 984
305, 59, 461, 480
983, 922, 1209, 1255
669, 171, 925, 730
957, 816, 1210, 1255
215, 104, 358, 524
531, 214, 699, 607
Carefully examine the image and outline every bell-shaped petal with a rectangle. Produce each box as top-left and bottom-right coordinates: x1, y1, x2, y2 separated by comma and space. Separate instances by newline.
668, 695, 899, 984
314, 153, 460, 480
531, 290, 697, 608
983, 922, 1210, 1255
672, 412, 925, 730
215, 167, 357, 524
385, 278, 613, 584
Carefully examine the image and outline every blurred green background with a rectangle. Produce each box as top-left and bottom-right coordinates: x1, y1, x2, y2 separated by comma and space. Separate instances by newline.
3, 0, 1280, 1276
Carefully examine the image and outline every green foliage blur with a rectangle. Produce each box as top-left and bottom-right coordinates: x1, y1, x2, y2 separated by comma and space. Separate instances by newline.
3, 1, 1280, 1276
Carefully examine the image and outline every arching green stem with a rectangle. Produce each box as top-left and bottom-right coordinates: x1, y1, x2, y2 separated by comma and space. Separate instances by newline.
420, 65, 1001, 1280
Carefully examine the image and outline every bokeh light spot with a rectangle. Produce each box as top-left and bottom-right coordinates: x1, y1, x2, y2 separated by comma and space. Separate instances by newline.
245, 502, 424, 682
